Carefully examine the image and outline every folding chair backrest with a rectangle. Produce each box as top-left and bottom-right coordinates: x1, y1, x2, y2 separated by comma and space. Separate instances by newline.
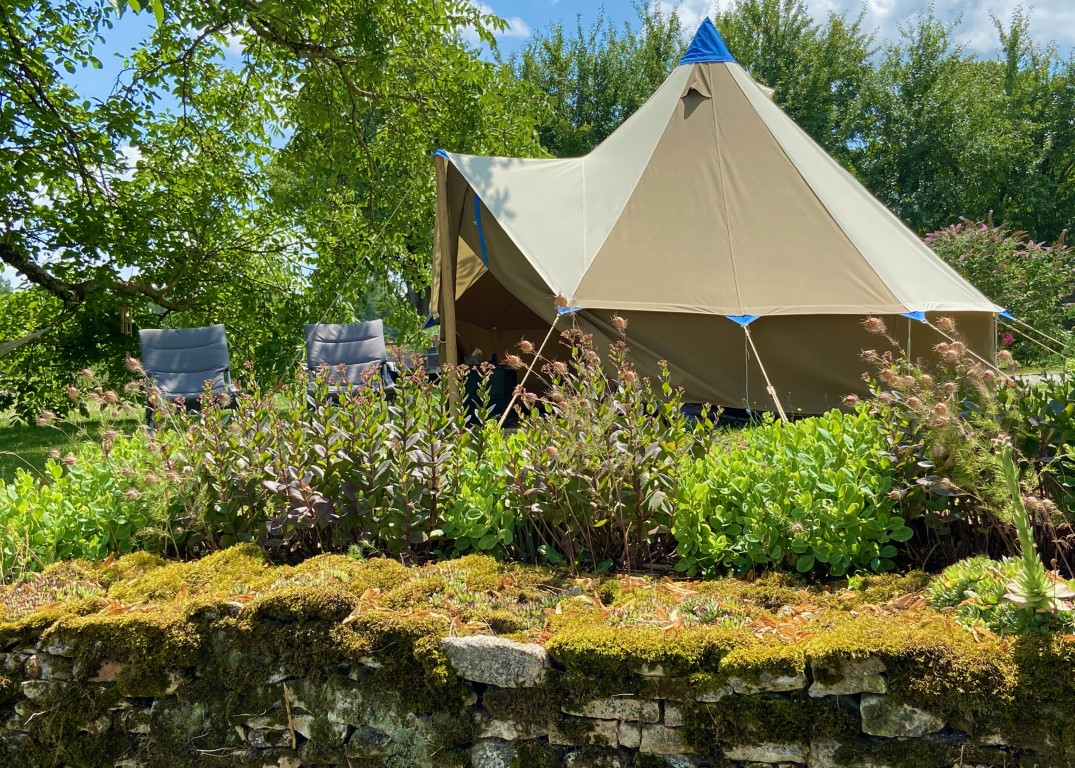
138, 324, 232, 400
304, 321, 387, 385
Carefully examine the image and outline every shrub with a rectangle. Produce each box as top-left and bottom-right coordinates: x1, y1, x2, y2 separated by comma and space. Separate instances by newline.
495, 323, 698, 572
0, 434, 178, 582
671, 408, 908, 577
925, 216, 1073, 363
860, 315, 1075, 574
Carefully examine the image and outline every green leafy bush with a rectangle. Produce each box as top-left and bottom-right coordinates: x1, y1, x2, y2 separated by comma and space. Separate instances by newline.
0, 434, 178, 582
671, 408, 907, 577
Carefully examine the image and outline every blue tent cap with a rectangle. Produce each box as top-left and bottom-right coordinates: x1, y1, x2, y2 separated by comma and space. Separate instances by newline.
680, 18, 735, 65
901, 311, 927, 323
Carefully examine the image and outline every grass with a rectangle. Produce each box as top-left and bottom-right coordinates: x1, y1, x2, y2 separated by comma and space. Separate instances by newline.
0, 410, 140, 483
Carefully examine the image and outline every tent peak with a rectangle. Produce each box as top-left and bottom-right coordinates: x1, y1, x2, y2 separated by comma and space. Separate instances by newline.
680, 17, 735, 65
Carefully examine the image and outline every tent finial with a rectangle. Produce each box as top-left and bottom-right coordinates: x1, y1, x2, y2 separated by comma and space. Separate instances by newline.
680, 17, 736, 65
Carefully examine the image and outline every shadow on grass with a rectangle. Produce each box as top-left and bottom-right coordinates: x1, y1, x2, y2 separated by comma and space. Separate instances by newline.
0, 417, 140, 483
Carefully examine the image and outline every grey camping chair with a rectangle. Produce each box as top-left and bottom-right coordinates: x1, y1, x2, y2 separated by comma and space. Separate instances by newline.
138, 324, 236, 424
304, 321, 395, 399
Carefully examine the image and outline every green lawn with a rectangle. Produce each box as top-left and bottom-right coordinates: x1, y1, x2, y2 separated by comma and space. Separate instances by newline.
0, 414, 140, 483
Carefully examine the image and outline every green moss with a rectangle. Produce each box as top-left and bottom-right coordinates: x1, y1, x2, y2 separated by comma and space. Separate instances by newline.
482, 682, 563, 723
849, 570, 931, 605
510, 740, 561, 768
106, 543, 273, 603
97, 551, 165, 588
833, 736, 1011, 768
0, 674, 16, 706
684, 695, 857, 757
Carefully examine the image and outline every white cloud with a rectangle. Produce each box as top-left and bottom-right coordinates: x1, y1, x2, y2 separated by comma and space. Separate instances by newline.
462, 2, 532, 47
223, 31, 245, 56
655, 0, 1075, 57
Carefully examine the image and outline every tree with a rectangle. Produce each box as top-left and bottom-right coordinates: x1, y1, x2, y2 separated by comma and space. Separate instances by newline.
512, 3, 684, 157
0, 0, 543, 412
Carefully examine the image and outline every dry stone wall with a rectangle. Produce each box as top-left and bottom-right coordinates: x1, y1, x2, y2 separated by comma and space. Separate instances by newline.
0, 630, 1054, 767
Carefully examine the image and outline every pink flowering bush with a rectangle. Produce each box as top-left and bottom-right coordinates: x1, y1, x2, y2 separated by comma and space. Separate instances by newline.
926, 215, 1073, 362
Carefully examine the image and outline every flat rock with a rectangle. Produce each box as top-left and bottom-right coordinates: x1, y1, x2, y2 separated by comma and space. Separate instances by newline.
565, 748, 624, 767
639, 723, 693, 755
470, 738, 515, 768
548, 717, 619, 747
474, 711, 547, 741
724, 742, 807, 764
664, 702, 685, 727
809, 657, 887, 697
859, 694, 945, 738
441, 636, 549, 688
562, 696, 660, 722
729, 670, 808, 694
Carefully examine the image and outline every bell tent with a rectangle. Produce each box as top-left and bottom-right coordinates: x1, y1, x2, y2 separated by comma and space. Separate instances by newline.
431, 18, 1001, 414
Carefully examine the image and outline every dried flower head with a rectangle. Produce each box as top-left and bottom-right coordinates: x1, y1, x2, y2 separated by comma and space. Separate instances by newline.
36, 410, 57, 427
123, 489, 141, 501
165, 471, 180, 482
144, 472, 159, 486
943, 382, 957, 396
62, 455, 77, 466
861, 349, 879, 362
877, 392, 892, 405
622, 369, 637, 384
48, 449, 61, 460
102, 390, 119, 405
930, 443, 947, 460
125, 355, 143, 373
545, 446, 559, 459
936, 316, 957, 334
842, 394, 860, 407
997, 349, 1013, 364
104, 429, 119, 440
67, 386, 80, 401
504, 354, 524, 370
523, 391, 538, 407
553, 361, 568, 375
517, 339, 535, 354
905, 396, 923, 409
79, 368, 94, 380
554, 294, 569, 308
611, 315, 628, 333
919, 374, 934, 387
863, 316, 886, 334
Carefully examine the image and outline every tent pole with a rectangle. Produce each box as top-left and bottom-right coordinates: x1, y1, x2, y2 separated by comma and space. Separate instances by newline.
743, 325, 789, 423
497, 314, 561, 429
434, 155, 459, 399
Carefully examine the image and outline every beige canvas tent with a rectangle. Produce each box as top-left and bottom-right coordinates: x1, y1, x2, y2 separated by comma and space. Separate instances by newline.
431, 18, 1001, 414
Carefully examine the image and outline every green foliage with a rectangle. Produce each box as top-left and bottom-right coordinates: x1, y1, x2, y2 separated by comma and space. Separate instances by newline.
926, 218, 1073, 363
512, 4, 683, 156
0, 433, 178, 582
927, 556, 1075, 634
672, 408, 906, 577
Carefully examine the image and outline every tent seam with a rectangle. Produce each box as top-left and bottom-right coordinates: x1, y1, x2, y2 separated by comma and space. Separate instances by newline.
710, 64, 745, 316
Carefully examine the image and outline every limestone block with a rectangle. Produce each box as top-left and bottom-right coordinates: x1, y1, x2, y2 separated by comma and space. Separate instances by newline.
345, 726, 394, 758
618, 720, 642, 749
695, 685, 731, 703
809, 657, 886, 697
664, 701, 685, 727
246, 728, 292, 749
547, 717, 619, 747
20, 679, 66, 702
474, 711, 546, 741
728, 670, 808, 694
26, 653, 73, 682
441, 636, 549, 688
470, 738, 515, 768
638, 664, 666, 677
859, 694, 945, 738
89, 660, 125, 683
723, 742, 807, 764
565, 748, 625, 767
561, 696, 660, 722
639, 723, 693, 755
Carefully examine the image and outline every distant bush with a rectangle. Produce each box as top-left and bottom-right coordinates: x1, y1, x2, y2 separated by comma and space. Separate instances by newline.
0, 434, 178, 582
926, 216, 1073, 362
